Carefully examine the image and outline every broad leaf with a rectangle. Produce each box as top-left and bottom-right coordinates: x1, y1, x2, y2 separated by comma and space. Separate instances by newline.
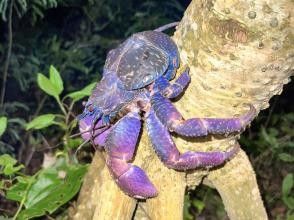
26, 114, 56, 130
37, 73, 59, 98
49, 65, 63, 95
6, 176, 35, 202
279, 153, 294, 162
282, 174, 293, 196
0, 116, 7, 137
17, 161, 87, 219
66, 82, 96, 102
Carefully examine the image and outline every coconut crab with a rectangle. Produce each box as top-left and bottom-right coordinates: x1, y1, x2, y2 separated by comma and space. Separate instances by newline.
78, 22, 256, 199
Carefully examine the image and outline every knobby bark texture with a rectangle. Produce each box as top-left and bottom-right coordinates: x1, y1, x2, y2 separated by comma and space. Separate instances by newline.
71, 0, 293, 219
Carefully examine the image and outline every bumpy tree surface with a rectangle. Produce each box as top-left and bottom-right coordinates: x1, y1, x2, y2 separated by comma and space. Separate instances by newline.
71, 0, 293, 219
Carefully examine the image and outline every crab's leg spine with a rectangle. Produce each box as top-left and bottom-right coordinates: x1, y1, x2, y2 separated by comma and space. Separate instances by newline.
146, 110, 239, 170
105, 112, 157, 198
151, 93, 256, 137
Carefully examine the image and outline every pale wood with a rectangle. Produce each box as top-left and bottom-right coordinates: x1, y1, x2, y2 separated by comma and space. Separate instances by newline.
71, 0, 293, 219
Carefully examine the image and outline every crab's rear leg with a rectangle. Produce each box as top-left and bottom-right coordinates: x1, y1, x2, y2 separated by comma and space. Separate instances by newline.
154, 67, 190, 99
105, 112, 157, 198
146, 110, 239, 170
151, 93, 256, 137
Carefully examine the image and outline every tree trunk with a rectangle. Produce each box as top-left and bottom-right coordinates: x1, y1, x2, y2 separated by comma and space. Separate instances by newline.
71, 0, 293, 219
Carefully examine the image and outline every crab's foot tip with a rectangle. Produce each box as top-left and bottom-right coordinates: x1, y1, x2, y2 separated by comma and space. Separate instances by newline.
117, 166, 158, 199
225, 143, 240, 161
240, 104, 257, 126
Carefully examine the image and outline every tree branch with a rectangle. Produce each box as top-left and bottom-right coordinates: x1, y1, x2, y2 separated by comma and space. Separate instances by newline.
71, 0, 293, 219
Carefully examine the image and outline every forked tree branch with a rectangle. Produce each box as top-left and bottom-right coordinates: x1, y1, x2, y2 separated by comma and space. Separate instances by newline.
71, 0, 293, 219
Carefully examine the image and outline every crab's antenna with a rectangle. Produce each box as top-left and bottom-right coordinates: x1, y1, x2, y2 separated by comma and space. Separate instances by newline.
69, 123, 107, 138
69, 129, 91, 138
154, 21, 180, 32
73, 139, 91, 162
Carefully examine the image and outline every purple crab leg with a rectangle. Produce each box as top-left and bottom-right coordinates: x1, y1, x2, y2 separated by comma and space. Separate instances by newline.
105, 112, 157, 199
162, 67, 190, 99
146, 110, 239, 170
151, 93, 256, 137
153, 67, 190, 99
79, 115, 111, 149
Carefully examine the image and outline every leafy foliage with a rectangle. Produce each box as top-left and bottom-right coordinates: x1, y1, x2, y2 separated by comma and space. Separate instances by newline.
6, 158, 87, 219
0, 154, 24, 175
26, 114, 56, 130
1, 66, 92, 219
0, 0, 59, 22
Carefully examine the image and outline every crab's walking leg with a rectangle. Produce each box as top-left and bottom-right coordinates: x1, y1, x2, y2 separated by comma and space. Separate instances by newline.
105, 112, 157, 198
146, 110, 238, 170
153, 67, 190, 99
151, 93, 256, 137
79, 116, 111, 149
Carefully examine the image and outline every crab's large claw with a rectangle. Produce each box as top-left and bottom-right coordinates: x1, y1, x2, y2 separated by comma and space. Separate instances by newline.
146, 110, 239, 170
105, 112, 158, 198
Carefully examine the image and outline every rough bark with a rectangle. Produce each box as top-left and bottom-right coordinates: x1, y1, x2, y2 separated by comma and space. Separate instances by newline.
71, 0, 293, 219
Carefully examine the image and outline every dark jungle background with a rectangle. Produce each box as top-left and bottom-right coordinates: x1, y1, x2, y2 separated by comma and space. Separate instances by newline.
0, 0, 293, 219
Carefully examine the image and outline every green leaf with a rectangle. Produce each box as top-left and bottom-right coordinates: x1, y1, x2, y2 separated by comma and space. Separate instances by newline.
282, 174, 293, 196
279, 153, 294, 162
0, 154, 16, 166
49, 65, 63, 95
67, 138, 83, 149
37, 73, 59, 98
6, 176, 34, 202
192, 199, 205, 213
26, 114, 56, 130
66, 82, 96, 102
183, 195, 193, 220
0, 216, 12, 220
0, 116, 7, 137
0, 154, 24, 176
17, 160, 87, 219
3, 164, 24, 176
283, 196, 294, 210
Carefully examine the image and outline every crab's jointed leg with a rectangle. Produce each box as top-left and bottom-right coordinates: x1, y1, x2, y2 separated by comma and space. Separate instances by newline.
151, 93, 256, 137
153, 67, 190, 99
79, 116, 111, 150
105, 112, 157, 199
146, 110, 239, 170
162, 67, 190, 98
